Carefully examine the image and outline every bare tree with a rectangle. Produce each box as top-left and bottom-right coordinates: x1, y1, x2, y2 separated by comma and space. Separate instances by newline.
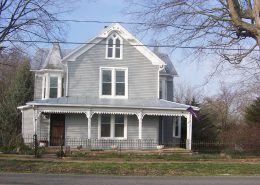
0, 0, 74, 50
128, 0, 260, 63
174, 83, 203, 104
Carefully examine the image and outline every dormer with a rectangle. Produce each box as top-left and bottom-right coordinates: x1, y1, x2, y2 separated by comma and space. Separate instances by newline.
33, 43, 65, 100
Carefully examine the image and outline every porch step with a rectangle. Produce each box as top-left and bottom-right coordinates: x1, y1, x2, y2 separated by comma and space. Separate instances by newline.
162, 148, 192, 154
45, 147, 62, 154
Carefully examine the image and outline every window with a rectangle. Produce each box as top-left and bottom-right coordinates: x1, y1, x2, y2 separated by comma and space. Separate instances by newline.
41, 74, 63, 99
106, 33, 122, 59
99, 114, 127, 139
102, 70, 112, 95
101, 115, 111, 138
49, 77, 58, 98
115, 115, 124, 137
115, 70, 125, 96
100, 68, 128, 98
173, 117, 181, 138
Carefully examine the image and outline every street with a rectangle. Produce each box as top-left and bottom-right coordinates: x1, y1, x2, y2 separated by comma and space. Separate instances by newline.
0, 173, 260, 185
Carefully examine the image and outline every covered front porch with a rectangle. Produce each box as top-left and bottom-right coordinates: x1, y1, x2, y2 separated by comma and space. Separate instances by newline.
21, 97, 197, 150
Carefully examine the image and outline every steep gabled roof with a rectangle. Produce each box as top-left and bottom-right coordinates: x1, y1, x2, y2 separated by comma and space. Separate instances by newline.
41, 42, 63, 70
62, 23, 165, 66
32, 44, 72, 70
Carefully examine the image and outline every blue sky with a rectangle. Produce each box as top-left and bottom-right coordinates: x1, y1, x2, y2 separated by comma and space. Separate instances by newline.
60, 0, 219, 96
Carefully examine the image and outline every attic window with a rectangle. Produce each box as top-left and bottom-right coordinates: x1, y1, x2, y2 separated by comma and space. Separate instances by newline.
106, 34, 122, 59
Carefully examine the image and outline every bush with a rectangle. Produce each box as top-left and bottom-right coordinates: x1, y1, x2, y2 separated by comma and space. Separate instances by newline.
56, 149, 65, 158
0, 146, 17, 153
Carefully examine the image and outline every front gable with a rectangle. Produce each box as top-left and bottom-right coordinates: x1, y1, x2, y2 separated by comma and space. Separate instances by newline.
67, 35, 161, 99
62, 23, 165, 66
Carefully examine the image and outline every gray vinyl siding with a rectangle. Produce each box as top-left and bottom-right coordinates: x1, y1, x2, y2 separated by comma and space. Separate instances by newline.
127, 115, 138, 139
68, 38, 159, 99
22, 109, 34, 137
34, 75, 42, 100
65, 114, 88, 138
142, 116, 159, 140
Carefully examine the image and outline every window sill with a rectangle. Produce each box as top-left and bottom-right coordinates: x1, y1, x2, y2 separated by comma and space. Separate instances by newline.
100, 95, 128, 99
99, 137, 127, 140
105, 57, 123, 60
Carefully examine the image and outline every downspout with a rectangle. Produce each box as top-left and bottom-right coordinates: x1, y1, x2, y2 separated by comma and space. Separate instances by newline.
66, 63, 69, 96
172, 75, 175, 102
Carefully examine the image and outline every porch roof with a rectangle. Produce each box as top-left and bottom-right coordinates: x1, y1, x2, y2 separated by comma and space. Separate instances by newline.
27, 97, 199, 111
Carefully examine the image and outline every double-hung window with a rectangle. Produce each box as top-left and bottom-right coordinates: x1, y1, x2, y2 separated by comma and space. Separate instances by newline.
101, 115, 111, 138
99, 114, 127, 139
49, 77, 58, 98
106, 33, 122, 59
101, 67, 128, 98
41, 74, 63, 99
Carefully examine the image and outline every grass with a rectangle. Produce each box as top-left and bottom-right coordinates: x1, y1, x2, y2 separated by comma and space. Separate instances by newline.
69, 152, 246, 161
0, 159, 260, 176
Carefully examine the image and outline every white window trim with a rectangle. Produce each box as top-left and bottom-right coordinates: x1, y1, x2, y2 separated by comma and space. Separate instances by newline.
41, 73, 63, 99
173, 117, 181, 138
99, 67, 128, 99
98, 114, 127, 140
105, 33, 123, 60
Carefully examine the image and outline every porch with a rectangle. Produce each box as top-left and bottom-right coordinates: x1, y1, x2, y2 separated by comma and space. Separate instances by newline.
20, 97, 197, 150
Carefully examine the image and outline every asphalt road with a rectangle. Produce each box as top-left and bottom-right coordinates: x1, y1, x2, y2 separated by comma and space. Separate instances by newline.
0, 173, 260, 185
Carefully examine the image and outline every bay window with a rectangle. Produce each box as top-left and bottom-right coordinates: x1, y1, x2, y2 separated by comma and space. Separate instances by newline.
41, 74, 64, 99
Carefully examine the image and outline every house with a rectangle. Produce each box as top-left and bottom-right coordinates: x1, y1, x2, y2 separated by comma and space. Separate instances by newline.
18, 23, 198, 150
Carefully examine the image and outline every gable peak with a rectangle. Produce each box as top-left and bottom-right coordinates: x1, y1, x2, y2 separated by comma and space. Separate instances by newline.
98, 23, 131, 39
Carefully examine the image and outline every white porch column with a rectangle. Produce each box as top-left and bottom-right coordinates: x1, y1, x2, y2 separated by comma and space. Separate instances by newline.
85, 111, 93, 139
186, 113, 192, 150
137, 112, 144, 139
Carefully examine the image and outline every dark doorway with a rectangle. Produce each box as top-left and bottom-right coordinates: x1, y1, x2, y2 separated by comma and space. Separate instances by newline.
50, 114, 65, 146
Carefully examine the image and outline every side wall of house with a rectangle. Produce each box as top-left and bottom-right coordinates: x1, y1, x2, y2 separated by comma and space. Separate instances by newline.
22, 108, 34, 137
67, 38, 159, 99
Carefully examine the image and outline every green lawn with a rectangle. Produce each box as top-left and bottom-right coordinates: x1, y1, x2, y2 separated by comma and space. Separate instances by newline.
1, 159, 260, 176
69, 152, 246, 161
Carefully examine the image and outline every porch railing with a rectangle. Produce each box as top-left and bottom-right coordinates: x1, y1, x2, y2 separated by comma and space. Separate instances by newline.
22, 135, 260, 154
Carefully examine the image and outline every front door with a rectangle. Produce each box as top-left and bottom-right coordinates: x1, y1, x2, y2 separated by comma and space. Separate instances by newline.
50, 114, 65, 146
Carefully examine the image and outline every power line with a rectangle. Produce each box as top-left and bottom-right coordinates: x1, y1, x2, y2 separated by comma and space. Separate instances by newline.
0, 17, 197, 27
3, 39, 260, 52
